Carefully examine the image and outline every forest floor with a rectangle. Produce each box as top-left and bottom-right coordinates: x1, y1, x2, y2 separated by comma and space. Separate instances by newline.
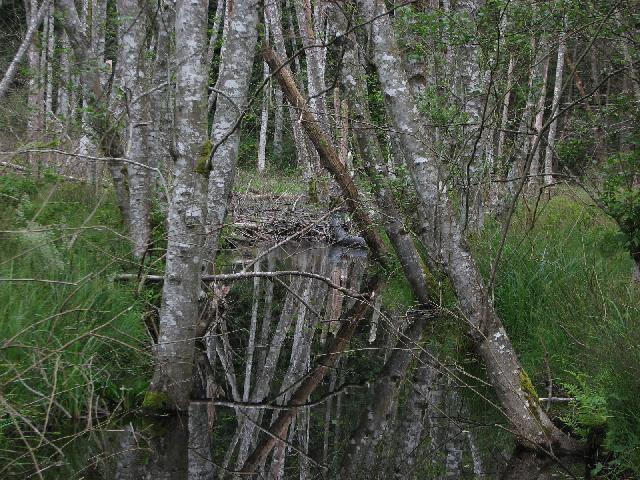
1, 170, 639, 477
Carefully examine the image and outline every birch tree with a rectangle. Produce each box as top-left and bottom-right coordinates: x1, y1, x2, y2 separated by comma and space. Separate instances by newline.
116, 0, 152, 258
204, 0, 260, 265
544, 28, 567, 186
146, 0, 209, 410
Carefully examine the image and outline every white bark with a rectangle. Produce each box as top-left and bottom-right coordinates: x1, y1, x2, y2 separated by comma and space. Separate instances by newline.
116, 0, 152, 258
205, 0, 260, 264
273, 87, 284, 159
25, 0, 45, 166
265, 0, 308, 175
543, 30, 567, 186
44, 4, 54, 118
292, 0, 327, 177
57, 32, 71, 121
148, 1, 174, 191
258, 21, 270, 173
149, 0, 210, 410
242, 262, 262, 401
528, 41, 551, 188
357, 0, 577, 453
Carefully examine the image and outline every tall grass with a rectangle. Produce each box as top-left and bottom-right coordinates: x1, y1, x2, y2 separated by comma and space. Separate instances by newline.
0, 175, 150, 477
473, 191, 640, 475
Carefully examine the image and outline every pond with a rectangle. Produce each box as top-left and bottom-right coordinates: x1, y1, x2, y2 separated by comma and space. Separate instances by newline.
33, 243, 584, 479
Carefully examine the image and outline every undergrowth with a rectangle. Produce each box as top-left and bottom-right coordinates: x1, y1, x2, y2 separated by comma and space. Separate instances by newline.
0, 174, 150, 477
473, 190, 640, 477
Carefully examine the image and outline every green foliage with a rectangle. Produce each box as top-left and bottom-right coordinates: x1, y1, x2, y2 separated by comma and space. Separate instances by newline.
601, 150, 640, 260
417, 85, 466, 126
235, 167, 307, 195
141, 391, 172, 413
560, 373, 609, 438
472, 192, 640, 474
0, 176, 151, 475
195, 139, 214, 175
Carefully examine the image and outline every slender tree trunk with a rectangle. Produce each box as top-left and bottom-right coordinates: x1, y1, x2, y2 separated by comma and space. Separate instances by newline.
116, 0, 152, 258
331, 7, 431, 306
273, 87, 284, 159
265, 0, 308, 177
357, 0, 579, 454
292, 0, 327, 178
258, 27, 270, 174
147, 0, 210, 410
204, 0, 260, 265
148, 0, 173, 192
454, 0, 488, 230
0, 0, 51, 100
528, 42, 551, 189
544, 29, 567, 186
263, 46, 389, 264
206, 0, 225, 68
44, 4, 54, 118
57, 32, 71, 121
25, 0, 45, 170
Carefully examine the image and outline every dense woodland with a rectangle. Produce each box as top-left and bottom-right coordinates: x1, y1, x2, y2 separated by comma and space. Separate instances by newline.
0, 0, 639, 477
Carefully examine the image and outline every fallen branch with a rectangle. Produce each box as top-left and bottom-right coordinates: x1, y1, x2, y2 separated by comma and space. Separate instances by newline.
0, 278, 77, 286
538, 397, 576, 404
191, 382, 365, 410
113, 270, 367, 299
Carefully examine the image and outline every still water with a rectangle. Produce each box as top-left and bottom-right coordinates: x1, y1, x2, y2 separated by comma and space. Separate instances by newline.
42, 244, 583, 479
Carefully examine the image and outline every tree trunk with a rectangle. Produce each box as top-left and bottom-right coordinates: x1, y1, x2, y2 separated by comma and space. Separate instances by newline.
543, 29, 567, 186
263, 46, 389, 264
146, 0, 210, 410
257, 32, 270, 174
58, 0, 132, 224
528, 41, 551, 189
204, 0, 260, 266
148, 0, 174, 191
357, 0, 579, 454
116, 0, 152, 258
25, 0, 45, 170
331, 6, 432, 306
0, 0, 51, 100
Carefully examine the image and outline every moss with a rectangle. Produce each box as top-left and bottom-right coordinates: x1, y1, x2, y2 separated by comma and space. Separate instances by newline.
519, 369, 539, 401
308, 178, 319, 204
142, 390, 172, 413
519, 369, 544, 424
195, 139, 213, 176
